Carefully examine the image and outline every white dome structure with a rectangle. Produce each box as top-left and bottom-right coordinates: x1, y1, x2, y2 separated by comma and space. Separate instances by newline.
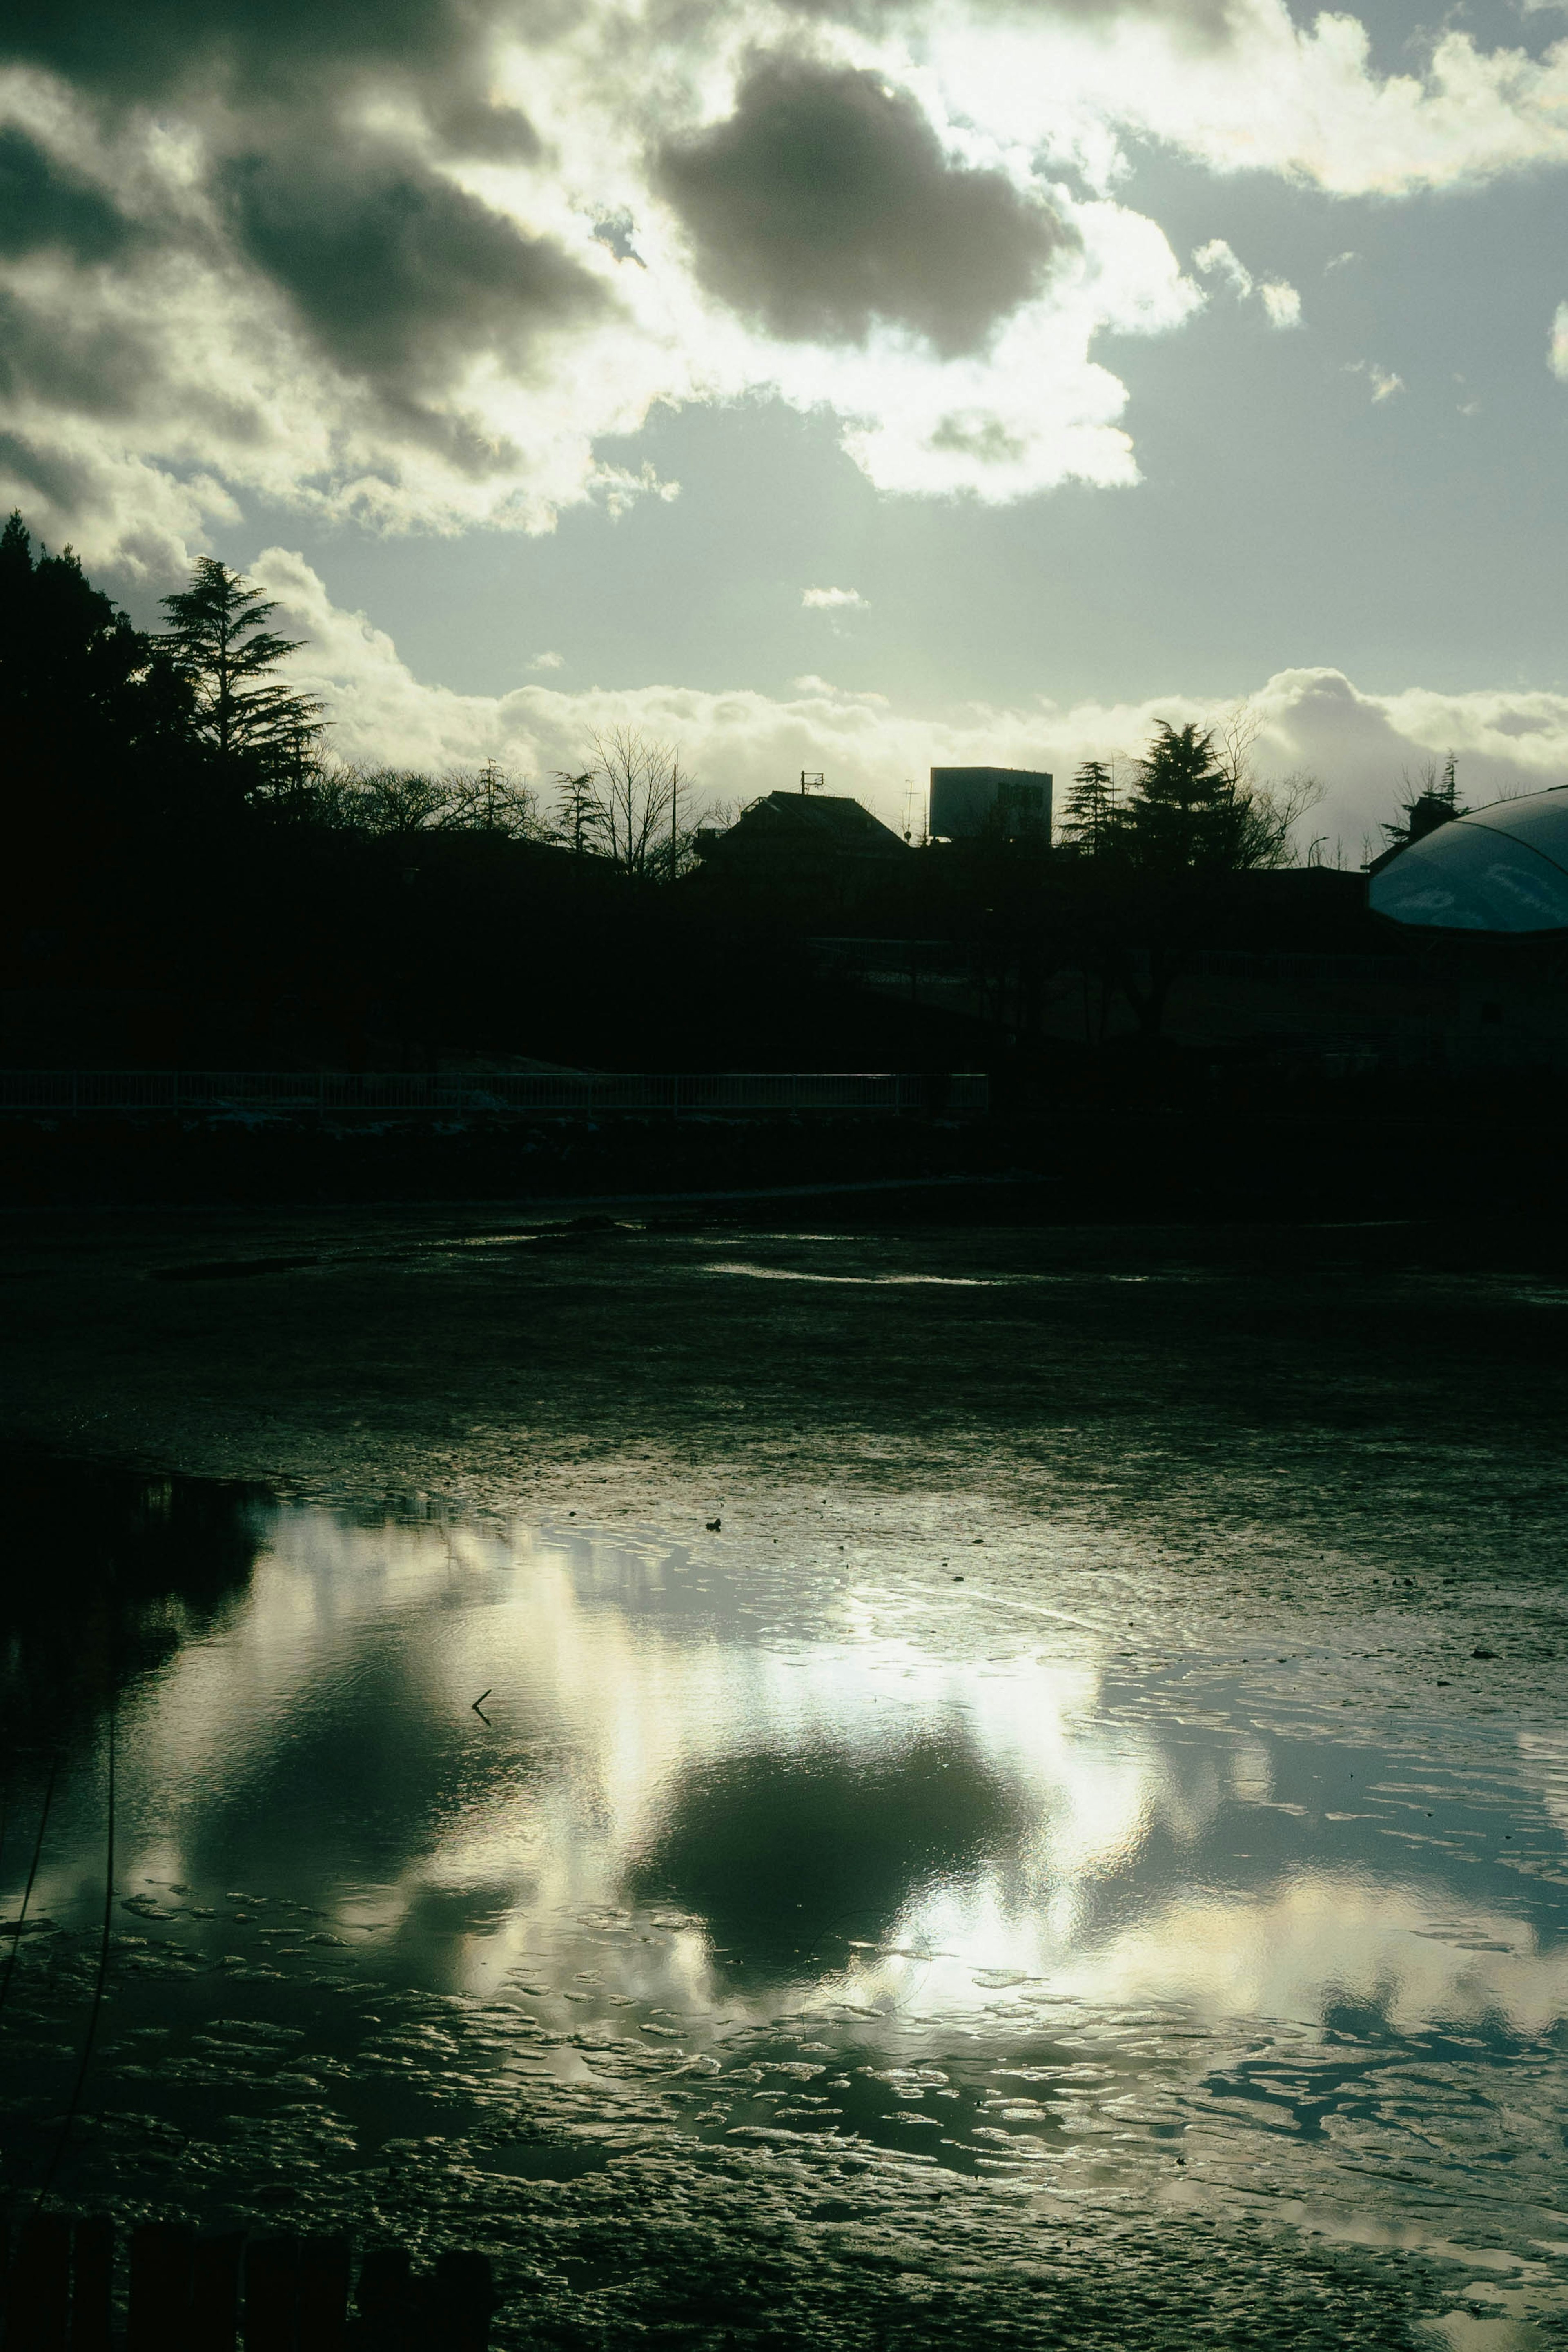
1370, 787, 1568, 932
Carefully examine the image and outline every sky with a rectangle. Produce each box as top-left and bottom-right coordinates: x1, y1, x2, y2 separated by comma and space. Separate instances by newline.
4, 0, 1568, 851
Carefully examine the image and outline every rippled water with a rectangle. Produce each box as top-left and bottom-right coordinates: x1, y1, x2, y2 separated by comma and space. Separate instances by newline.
3, 1463, 1567, 2345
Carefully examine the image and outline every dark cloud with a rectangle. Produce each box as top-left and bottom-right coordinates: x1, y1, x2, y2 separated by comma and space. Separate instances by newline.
0, 125, 136, 263
220, 140, 605, 398
0, 292, 154, 417
428, 94, 543, 165
655, 55, 1073, 355
0, 428, 98, 516
0, 0, 546, 176
0, 0, 492, 107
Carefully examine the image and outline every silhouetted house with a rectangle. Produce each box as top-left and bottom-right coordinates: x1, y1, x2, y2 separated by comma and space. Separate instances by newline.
929, 766, 1052, 842
694, 789, 911, 909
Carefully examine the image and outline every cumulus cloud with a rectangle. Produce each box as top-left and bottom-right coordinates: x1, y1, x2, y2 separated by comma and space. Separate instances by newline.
803, 585, 868, 609
1257, 278, 1301, 328
258, 550, 1568, 860
219, 138, 606, 408
7, 0, 1568, 571
1193, 236, 1252, 295
529, 649, 565, 670
1551, 300, 1568, 383
655, 54, 1073, 356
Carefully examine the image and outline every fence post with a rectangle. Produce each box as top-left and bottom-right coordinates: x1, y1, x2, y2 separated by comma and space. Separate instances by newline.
128, 2222, 194, 2352
7, 2213, 71, 2351
189, 2232, 243, 2352
244, 2237, 301, 2352
69, 2215, 115, 2352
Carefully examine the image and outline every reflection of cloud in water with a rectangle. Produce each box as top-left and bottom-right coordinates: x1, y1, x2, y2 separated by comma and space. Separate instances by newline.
626, 1733, 1025, 1981
20, 1500, 1568, 2056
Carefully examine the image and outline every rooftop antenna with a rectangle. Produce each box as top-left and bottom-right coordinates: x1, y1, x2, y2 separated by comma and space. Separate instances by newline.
902, 778, 914, 843
800, 770, 824, 796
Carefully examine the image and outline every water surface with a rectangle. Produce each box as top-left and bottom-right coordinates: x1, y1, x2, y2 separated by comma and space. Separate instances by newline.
3, 1463, 1566, 2344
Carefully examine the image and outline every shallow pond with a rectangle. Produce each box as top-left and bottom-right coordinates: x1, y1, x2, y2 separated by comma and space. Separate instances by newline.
2, 1457, 1566, 2344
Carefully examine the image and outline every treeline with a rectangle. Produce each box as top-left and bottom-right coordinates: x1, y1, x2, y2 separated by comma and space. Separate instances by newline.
2, 517, 1393, 1078
0, 521, 914, 1071
0, 515, 701, 873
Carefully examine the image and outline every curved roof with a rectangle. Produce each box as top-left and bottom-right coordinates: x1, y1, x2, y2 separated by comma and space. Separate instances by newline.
1369, 787, 1568, 932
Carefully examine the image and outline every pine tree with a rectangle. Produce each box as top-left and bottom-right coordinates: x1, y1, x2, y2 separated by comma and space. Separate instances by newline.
159, 557, 323, 792
1061, 759, 1116, 854
1118, 721, 1242, 870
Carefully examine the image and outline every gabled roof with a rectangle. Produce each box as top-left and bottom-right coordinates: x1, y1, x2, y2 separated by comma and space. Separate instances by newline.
720, 791, 909, 853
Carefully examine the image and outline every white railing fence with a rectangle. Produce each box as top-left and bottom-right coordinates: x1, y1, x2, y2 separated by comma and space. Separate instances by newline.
0, 1070, 989, 1117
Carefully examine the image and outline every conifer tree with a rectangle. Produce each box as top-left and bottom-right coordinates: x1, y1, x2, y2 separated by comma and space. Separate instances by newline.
1118, 721, 1241, 870
1061, 759, 1116, 853
554, 768, 601, 858
159, 557, 323, 792
0, 508, 195, 788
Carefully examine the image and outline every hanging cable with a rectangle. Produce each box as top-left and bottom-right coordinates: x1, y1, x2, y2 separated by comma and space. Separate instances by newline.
0, 1751, 59, 2024
36, 1697, 115, 2204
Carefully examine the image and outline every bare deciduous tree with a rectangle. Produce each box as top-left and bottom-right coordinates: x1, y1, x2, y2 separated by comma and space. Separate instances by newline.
305, 762, 541, 838
441, 760, 540, 838
579, 729, 701, 880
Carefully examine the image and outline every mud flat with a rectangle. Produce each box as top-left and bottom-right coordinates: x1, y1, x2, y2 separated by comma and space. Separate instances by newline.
2, 1205, 1566, 2345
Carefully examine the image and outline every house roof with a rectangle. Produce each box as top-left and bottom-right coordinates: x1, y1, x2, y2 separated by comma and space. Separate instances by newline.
715, 791, 909, 855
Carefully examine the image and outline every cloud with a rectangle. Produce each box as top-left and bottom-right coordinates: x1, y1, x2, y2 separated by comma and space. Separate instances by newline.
0, 122, 135, 262
258, 550, 1568, 860
529, 649, 564, 670
1346, 359, 1404, 402
1193, 236, 1252, 296
1551, 300, 1568, 383
1193, 239, 1300, 327
655, 53, 1074, 357
1257, 278, 1301, 328
220, 136, 606, 405
10, 0, 1567, 569
0, 0, 501, 109
802, 585, 868, 609
0, 288, 154, 417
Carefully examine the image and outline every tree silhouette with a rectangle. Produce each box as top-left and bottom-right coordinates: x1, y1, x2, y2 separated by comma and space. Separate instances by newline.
159, 557, 323, 794
1061, 759, 1116, 854
584, 728, 684, 879
0, 508, 195, 800
1116, 721, 1238, 870
1382, 751, 1464, 852
554, 768, 602, 858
